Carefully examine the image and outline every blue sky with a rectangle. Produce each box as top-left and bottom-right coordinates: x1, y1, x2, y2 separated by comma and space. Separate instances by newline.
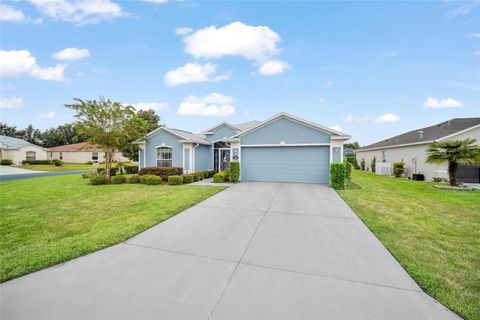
1, 0, 479, 145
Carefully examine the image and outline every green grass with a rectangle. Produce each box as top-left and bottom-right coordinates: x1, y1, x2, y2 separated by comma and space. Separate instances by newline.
14, 162, 97, 171
338, 170, 480, 320
0, 174, 224, 282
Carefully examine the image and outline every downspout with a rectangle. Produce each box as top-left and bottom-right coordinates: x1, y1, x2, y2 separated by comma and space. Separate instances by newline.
193, 143, 199, 173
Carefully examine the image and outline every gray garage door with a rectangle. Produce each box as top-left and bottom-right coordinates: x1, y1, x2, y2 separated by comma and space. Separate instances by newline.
241, 146, 330, 184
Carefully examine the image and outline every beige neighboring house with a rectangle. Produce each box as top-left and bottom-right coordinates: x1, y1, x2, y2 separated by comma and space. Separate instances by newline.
356, 118, 480, 183
47, 142, 129, 163
0, 135, 47, 164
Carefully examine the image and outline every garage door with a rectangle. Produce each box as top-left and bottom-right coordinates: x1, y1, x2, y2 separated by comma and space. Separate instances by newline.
241, 146, 330, 184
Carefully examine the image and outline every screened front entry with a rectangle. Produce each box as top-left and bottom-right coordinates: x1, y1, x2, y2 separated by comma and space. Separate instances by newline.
213, 141, 231, 172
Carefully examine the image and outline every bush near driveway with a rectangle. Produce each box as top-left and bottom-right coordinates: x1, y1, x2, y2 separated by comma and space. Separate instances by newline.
0, 174, 224, 282
330, 163, 347, 189
338, 171, 480, 320
229, 162, 240, 183
213, 171, 229, 183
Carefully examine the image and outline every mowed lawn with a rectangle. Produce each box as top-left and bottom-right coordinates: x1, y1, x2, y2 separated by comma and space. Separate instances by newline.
14, 163, 97, 171
338, 171, 480, 320
0, 175, 224, 282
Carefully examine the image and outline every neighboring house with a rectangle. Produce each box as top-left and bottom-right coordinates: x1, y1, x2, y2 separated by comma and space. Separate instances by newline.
47, 142, 130, 163
0, 135, 47, 165
356, 118, 480, 182
343, 148, 356, 158
136, 113, 350, 184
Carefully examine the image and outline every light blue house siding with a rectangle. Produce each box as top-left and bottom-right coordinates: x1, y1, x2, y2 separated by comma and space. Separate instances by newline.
332, 147, 341, 163
240, 118, 331, 145
206, 125, 237, 142
144, 130, 183, 168
139, 148, 144, 169
195, 144, 212, 172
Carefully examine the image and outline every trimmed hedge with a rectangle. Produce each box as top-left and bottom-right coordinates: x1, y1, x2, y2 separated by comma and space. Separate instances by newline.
229, 162, 240, 183
52, 159, 63, 167
140, 174, 162, 185
89, 176, 110, 185
127, 174, 141, 184
345, 161, 352, 181
0, 159, 13, 165
22, 160, 52, 165
213, 171, 229, 183
393, 162, 405, 178
168, 175, 183, 185
139, 167, 183, 182
124, 165, 139, 174
112, 175, 127, 184
204, 170, 215, 179
182, 174, 194, 184
97, 167, 118, 176
330, 163, 347, 189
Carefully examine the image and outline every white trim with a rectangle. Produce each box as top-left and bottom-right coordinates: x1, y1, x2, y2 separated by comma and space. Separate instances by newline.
232, 112, 351, 139
241, 143, 330, 147
155, 144, 173, 149
192, 143, 199, 172
331, 135, 352, 140
201, 121, 242, 134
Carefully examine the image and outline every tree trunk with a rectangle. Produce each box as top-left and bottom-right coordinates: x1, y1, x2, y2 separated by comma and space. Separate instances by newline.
105, 147, 113, 179
448, 161, 458, 186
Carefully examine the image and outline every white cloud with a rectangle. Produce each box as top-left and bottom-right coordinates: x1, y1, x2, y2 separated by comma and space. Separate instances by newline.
0, 97, 24, 109
177, 93, 235, 117
326, 81, 333, 88
466, 33, 480, 38
175, 27, 193, 35
29, 0, 125, 24
0, 4, 26, 22
53, 48, 90, 61
423, 97, 463, 109
447, 0, 480, 16
329, 125, 342, 132
342, 114, 370, 123
258, 59, 291, 75
0, 50, 66, 81
374, 113, 400, 123
131, 102, 169, 111
38, 112, 56, 119
378, 51, 399, 58
164, 62, 229, 87
143, 0, 168, 3
182, 21, 281, 62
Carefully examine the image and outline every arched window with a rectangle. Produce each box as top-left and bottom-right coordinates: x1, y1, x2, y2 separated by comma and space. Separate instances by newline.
157, 147, 172, 167
26, 151, 36, 161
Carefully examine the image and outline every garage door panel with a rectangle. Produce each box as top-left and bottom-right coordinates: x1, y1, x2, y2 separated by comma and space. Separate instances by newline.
241, 146, 329, 184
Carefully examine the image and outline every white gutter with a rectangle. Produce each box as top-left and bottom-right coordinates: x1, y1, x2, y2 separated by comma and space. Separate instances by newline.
192, 143, 199, 172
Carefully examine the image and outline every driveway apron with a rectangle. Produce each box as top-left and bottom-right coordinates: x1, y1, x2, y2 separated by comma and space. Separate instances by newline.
1, 182, 459, 319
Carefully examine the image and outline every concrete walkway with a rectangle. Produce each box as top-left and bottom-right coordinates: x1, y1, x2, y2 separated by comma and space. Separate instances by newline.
1, 182, 458, 319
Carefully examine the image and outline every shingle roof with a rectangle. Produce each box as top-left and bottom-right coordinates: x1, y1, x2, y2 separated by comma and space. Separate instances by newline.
0, 135, 36, 149
361, 118, 480, 150
167, 127, 210, 144
235, 120, 261, 131
48, 142, 101, 152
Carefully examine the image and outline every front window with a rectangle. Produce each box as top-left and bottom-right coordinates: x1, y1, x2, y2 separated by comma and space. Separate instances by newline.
157, 147, 172, 167
26, 151, 36, 161
92, 152, 98, 161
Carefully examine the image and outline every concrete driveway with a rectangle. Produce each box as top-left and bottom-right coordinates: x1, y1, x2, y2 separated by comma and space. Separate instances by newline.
1, 182, 458, 319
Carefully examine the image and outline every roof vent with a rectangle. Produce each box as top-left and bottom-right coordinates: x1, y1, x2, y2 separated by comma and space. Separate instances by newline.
447, 120, 452, 126
418, 130, 424, 140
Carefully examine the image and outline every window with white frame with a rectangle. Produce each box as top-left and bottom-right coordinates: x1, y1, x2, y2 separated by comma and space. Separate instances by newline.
157, 147, 172, 167
26, 151, 36, 161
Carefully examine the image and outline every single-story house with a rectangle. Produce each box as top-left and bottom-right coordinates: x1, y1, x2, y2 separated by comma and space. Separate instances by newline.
356, 117, 480, 182
47, 142, 129, 163
0, 135, 47, 165
135, 113, 350, 184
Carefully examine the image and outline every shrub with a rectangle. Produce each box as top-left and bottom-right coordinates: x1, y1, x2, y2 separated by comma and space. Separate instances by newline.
97, 167, 118, 176
193, 172, 201, 182
140, 174, 162, 185
168, 175, 183, 185
213, 171, 229, 183
52, 159, 63, 167
360, 158, 366, 171
207, 170, 216, 178
124, 165, 139, 174
345, 161, 352, 181
127, 174, 141, 184
330, 163, 347, 189
229, 162, 240, 183
139, 167, 183, 182
393, 162, 405, 178
371, 157, 376, 173
0, 159, 13, 165
22, 160, 52, 165
112, 175, 127, 184
81, 169, 97, 179
182, 174, 194, 184
89, 175, 109, 185
85, 161, 93, 165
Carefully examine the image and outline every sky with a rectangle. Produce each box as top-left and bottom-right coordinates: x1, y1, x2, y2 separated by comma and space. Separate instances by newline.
0, 0, 479, 146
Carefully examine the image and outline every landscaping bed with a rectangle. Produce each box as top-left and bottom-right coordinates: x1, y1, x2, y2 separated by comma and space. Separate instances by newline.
338, 170, 480, 320
0, 174, 224, 282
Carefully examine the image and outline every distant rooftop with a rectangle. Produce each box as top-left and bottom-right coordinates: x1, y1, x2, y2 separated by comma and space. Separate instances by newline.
0, 135, 37, 150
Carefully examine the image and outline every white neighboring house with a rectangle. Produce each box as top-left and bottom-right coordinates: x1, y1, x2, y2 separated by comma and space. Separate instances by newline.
0, 135, 47, 164
47, 142, 129, 163
356, 118, 480, 183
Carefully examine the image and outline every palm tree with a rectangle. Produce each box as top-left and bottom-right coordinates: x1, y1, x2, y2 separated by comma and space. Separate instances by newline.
426, 138, 480, 186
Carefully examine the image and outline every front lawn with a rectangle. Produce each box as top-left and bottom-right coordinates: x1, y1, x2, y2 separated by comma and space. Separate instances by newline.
14, 162, 98, 171
338, 171, 480, 320
0, 175, 224, 282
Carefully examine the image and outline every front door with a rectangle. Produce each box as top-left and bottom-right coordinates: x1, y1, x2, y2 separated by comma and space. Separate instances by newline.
220, 149, 230, 171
